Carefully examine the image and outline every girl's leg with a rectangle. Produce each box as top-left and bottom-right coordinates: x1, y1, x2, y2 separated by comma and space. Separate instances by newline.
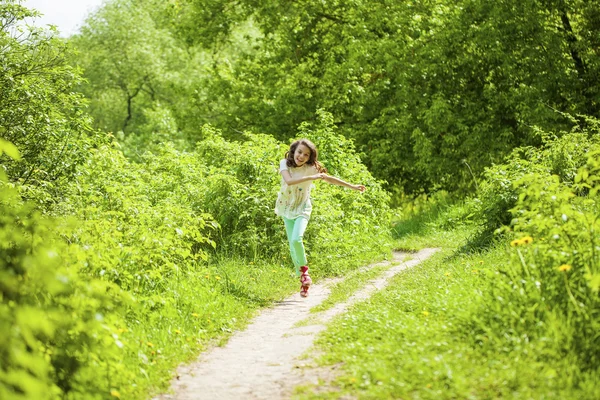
290, 216, 309, 269
290, 217, 312, 297
283, 217, 298, 275
282, 216, 309, 276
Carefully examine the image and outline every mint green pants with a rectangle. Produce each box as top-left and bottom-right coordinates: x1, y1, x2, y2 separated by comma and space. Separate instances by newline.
283, 216, 309, 276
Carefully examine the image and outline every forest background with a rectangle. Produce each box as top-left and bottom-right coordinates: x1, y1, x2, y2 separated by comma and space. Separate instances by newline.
1, 0, 599, 398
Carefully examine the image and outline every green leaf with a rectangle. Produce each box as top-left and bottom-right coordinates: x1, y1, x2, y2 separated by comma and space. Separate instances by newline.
0, 139, 21, 161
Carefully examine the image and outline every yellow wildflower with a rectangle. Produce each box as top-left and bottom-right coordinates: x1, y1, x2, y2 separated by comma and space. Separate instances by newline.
521, 236, 533, 244
510, 239, 521, 247
557, 264, 572, 272
146, 342, 154, 348
175, 329, 181, 334
215, 276, 221, 280
192, 313, 199, 318
422, 311, 430, 317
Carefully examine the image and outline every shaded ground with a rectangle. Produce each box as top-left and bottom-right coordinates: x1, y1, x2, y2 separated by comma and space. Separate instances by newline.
155, 248, 439, 400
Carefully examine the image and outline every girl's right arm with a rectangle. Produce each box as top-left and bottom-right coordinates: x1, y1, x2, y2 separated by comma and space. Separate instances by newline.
281, 170, 324, 185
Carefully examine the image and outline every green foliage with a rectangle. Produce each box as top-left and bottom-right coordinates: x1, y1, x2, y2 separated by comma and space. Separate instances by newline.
0, 1, 101, 199
70, 0, 189, 136
473, 128, 600, 245
55, 141, 218, 292
296, 110, 393, 274
305, 212, 599, 399
161, 0, 600, 194
0, 175, 131, 399
498, 154, 600, 369
194, 112, 392, 275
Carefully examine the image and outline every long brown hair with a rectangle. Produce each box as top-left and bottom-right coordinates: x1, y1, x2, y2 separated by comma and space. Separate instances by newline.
285, 138, 327, 173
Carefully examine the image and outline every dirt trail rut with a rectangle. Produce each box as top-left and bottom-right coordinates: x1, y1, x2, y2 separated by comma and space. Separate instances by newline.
155, 248, 439, 400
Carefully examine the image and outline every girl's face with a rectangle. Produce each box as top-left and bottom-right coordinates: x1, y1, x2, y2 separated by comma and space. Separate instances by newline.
294, 144, 311, 167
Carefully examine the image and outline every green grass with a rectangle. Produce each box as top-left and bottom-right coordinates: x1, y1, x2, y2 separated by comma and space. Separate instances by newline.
294, 216, 600, 399
125, 247, 393, 398
310, 262, 396, 314
120, 257, 298, 398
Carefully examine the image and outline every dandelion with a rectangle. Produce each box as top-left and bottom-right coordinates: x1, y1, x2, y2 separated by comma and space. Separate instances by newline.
557, 264, 572, 272
110, 390, 121, 399
146, 342, 154, 348
510, 239, 521, 247
215, 276, 221, 280
422, 311, 430, 317
175, 329, 181, 334
192, 313, 199, 318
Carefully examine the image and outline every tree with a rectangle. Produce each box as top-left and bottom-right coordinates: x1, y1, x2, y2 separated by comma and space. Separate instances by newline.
0, 1, 99, 198
172, 0, 600, 193
70, 0, 188, 137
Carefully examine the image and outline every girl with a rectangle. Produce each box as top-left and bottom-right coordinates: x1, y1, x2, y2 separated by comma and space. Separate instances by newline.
275, 138, 366, 297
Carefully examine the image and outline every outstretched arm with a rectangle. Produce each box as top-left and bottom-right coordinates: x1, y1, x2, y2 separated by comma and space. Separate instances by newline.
281, 170, 324, 186
322, 175, 366, 192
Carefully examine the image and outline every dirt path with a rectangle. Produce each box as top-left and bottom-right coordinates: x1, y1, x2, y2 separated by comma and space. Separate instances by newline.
155, 248, 439, 400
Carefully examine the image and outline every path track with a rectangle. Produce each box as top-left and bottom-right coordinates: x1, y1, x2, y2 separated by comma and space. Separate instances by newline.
155, 248, 439, 400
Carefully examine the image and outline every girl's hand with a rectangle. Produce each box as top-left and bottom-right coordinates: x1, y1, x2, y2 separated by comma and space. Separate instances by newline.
312, 173, 325, 180
353, 184, 366, 192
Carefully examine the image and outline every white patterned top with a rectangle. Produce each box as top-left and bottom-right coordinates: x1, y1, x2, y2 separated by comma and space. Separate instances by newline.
274, 159, 318, 219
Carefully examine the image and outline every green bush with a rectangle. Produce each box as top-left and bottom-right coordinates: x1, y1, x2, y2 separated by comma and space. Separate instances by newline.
470, 120, 600, 377
1, 173, 130, 399
473, 129, 600, 245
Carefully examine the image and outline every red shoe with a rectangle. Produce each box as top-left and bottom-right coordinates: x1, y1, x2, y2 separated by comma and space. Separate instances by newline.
300, 266, 312, 297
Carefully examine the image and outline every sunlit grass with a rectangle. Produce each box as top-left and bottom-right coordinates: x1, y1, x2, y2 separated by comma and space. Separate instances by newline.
296, 216, 600, 400
310, 262, 395, 314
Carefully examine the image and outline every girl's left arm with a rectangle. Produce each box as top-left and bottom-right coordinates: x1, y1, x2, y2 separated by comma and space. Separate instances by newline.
322, 175, 366, 192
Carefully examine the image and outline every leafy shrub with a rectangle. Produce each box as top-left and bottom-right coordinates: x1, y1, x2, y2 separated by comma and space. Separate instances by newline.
195, 126, 286, 258
55, 142, 218, 292
1, 168, 130, 399
471, 119, 600, 377
501, 150, 600, 369
473, 129, 600, 245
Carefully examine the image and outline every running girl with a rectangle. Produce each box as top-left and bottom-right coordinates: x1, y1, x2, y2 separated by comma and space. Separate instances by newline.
275, 138, 366, 297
